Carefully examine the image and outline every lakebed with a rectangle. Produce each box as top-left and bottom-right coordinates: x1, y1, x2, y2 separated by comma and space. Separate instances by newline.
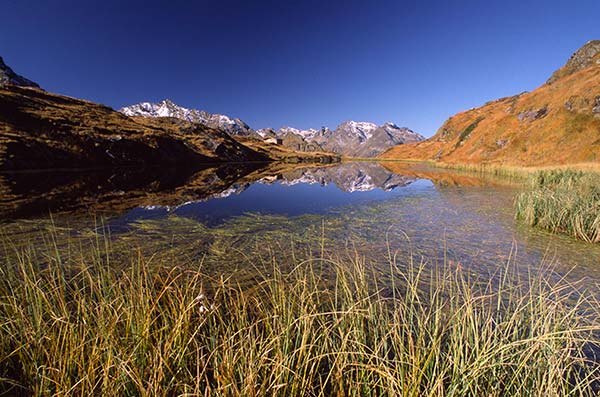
1, 161, 599, 287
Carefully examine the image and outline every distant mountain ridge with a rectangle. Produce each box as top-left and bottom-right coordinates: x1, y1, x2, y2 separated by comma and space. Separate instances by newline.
255, 122, 424, 157
0, 57, 340, 171
313, 121, 423, 158
120, 100, 257, 137
380, 40, 600, 166
121, 99, 423, 157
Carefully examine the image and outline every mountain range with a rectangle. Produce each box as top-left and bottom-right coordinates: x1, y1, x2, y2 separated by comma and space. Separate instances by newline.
120, 102, 423, 157
2, 39, 598, 171
380, 40, 600, 166
0, 62, 338, 171
121, 100, 258, 137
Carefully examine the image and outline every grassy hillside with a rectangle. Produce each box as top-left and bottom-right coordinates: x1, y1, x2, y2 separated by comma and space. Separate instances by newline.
0, 85, 268, 170
380, 41, 600, 166
0, 85, 339, 171
236, 135, 340, 164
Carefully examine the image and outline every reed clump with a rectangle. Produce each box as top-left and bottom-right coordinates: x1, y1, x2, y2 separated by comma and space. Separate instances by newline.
0, 232, 599, 396
515, 170, 600, 242
427, 161, 531, 179
425, 160, 600, 180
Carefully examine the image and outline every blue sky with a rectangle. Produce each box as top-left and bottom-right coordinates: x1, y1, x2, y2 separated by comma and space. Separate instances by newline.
1, 0, 599, 136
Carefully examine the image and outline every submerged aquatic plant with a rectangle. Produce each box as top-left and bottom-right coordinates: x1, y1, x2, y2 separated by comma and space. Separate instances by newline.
0, 226, 599, 396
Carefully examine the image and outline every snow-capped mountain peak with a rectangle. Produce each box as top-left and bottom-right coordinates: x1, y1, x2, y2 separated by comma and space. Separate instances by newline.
120, 99, 203, 122
120, 100, 422, 157
119, 100, 256, 136
267, 120, 424, 157
338, 121, 378, 141
278, 126, 321, 140
278, 127, 301, 135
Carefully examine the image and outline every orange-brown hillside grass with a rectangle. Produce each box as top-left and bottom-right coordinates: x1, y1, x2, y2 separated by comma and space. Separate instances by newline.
1, 227, 600, 396
379, 63, 600, 167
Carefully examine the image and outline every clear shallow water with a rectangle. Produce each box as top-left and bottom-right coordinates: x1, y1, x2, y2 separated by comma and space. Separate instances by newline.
116, 178, 433, 226
1, 162, 600, 284
103, 162, 600, 282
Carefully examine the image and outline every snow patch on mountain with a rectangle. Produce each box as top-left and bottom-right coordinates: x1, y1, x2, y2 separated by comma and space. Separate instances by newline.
341, 121, 378, 141
278, 127, 321, 140
120, 100, 256, 136
120, 100, 423, 157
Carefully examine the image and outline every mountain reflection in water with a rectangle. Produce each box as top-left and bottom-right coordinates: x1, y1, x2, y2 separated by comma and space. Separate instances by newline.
0, 162, 429, 219
118, 163, 427, 226
2, 161, 600, 288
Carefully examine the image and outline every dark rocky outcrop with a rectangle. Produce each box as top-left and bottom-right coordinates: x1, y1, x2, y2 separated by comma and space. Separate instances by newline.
593, 96, 600, 118
0, 56, 40, 88
547, 40, 600, 84
517, 106, 549, 122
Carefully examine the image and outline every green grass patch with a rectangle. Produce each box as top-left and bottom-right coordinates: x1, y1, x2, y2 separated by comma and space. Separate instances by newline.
454, 117, 484, 149
515, 170, 600, 242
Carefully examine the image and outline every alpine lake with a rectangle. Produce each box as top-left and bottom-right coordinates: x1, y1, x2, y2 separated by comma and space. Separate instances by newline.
1, 160, 599, 292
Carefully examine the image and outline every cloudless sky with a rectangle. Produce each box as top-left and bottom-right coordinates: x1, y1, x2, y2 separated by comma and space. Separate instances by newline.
1, 0, 599, 136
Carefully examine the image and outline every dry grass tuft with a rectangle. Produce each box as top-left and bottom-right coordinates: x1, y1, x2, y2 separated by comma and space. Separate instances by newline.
0, 227, 599, 396
516, 170, 600, 242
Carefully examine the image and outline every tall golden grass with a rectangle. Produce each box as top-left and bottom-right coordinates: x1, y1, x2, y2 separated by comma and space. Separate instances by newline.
0, 228, 599, 396
429, 161, 600, 180
376, 159, 600, 179
516, 170, 600, 243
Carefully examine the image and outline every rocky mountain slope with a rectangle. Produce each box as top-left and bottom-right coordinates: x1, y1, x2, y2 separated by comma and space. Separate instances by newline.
316, 121, 423, 158
0, 56, 39, 88
258, 122, 423, 157
0, 85, 267, 171
0, 58, 341, 171
121, 100, 257, 137
380, 40, 600, 166
122, 100, 422, 158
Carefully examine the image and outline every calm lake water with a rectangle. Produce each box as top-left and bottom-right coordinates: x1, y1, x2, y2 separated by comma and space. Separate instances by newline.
1, 161, 599, 286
